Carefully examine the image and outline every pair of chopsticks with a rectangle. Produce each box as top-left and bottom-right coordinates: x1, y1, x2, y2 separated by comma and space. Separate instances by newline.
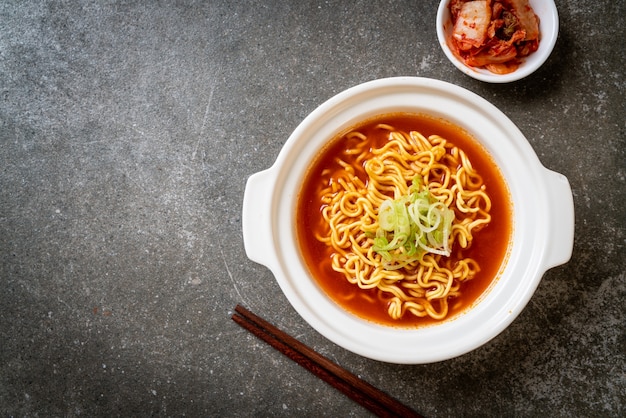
232, 304, 424, 418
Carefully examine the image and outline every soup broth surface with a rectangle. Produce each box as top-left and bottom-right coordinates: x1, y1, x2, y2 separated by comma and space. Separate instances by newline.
296, 113, 512, 327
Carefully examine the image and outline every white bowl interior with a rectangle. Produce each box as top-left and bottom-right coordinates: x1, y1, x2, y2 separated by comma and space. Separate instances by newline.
436, 0, 559, 83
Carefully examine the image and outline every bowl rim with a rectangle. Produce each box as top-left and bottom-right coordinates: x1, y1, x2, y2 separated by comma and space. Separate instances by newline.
436, 0, 559, 83
242, 77, 574, 363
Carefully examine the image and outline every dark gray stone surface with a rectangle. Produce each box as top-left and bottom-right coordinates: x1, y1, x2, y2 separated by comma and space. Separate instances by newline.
1, 1, 624, 416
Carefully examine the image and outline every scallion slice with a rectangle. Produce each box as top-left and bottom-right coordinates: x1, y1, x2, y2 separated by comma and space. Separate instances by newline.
371, 176, 455, 269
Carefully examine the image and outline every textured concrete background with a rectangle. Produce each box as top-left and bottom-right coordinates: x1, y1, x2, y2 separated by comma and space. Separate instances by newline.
1, 0, 624, 416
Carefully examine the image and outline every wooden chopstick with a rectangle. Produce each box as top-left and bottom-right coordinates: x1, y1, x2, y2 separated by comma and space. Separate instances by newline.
232, 304, 424, 418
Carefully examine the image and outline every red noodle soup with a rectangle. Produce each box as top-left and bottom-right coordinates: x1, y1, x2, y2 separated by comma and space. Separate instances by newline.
296, 113, 512, 327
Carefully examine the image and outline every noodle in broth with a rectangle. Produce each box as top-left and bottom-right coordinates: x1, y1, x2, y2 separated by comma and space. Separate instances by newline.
311, 120, 493, 321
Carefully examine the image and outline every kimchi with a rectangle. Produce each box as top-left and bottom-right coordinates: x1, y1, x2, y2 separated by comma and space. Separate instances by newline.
448, 0, 540, 74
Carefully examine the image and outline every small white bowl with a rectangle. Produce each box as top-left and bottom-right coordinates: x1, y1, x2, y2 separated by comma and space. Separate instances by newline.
242, 77, 574, 363
436, 0, 559, 83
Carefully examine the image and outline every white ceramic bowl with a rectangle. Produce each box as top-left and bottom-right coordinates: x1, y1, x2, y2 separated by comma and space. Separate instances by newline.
242, 77, 574, 364
436, 0, 559, 83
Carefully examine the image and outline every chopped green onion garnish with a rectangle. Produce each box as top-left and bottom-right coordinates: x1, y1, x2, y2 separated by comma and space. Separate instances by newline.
371, 176, 455, 270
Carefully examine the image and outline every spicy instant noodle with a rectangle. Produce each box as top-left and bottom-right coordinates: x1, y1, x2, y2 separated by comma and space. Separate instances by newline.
296, 114, 512, 327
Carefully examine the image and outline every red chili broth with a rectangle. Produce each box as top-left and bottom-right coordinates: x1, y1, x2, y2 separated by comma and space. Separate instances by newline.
296, 113, 512, 328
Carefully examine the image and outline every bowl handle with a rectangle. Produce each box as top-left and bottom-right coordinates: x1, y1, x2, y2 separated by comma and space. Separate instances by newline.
242, 169, 278, 271
543, 168, 575, 269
